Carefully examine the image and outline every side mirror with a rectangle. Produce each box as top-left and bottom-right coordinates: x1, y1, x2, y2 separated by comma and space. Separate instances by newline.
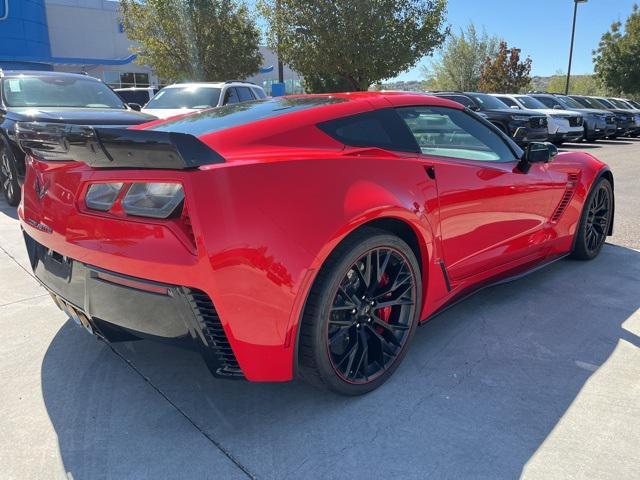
509, 105, 520, 109
517, 142, 558, 173
553, 105, 563, 110
127, 102, 142, 111
471, 105, 481, 112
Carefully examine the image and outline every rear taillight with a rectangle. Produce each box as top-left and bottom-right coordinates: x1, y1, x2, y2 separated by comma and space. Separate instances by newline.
121, 183, 184, 219
84, 182, 184, 219
85, 183, 123, 211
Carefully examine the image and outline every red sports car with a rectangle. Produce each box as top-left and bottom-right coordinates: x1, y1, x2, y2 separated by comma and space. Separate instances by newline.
17, 92, 614, 395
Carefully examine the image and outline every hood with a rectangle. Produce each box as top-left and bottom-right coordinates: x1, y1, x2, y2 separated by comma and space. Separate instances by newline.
141, 108, 200, 120
572, 108, 614, 116
6, 107, 156, 125
536, 108, 580, 117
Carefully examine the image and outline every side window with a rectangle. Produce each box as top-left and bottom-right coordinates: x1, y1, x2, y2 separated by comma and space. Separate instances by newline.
497, 96, 517, 107
318, 109, 419, 152
223, 88, 239, 105
236, 87, 255, 102
397, 106, 517, 163
252, 87, 267, 99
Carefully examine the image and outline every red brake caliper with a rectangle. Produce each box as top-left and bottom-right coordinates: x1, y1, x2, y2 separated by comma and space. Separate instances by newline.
376, 273, 392, 334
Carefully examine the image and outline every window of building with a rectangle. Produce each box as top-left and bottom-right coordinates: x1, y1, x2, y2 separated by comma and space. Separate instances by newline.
103, 72, 150, 88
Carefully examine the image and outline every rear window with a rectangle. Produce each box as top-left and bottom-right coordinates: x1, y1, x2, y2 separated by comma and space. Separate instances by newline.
149, 96, 345, 135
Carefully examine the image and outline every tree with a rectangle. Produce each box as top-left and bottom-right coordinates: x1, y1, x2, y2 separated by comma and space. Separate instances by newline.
422, 23, 500, 91
120, 0, 262, 82
593, 4, 640, 96
259, 0, 448, 92
546, 73, 609, 96
477, 41, 532, 93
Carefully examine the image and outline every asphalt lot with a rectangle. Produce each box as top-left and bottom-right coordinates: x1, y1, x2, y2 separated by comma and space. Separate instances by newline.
0, 139, 639, 479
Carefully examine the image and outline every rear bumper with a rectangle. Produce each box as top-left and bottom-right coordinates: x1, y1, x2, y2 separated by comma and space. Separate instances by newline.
24, 231, 244, 379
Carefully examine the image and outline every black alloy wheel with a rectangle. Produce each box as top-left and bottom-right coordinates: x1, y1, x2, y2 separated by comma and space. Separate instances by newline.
327, 247, 416, 384
298, 228, 422, 395
572, 177, 613, 260
1, 148, 21, 206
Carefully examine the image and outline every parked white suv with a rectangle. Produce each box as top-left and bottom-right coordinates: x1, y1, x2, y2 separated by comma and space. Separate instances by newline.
142, 81, 267, 119
492, 94, 584, 145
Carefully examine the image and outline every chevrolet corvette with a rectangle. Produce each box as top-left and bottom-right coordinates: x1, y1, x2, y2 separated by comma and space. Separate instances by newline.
17, 92, 614, 395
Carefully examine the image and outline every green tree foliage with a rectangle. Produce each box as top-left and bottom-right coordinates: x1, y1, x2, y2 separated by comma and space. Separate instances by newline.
120, 0, 262, 82
477, 41, 532, 93
422, 23, 500, 91
259, 0, 449, 92
546, 73, 609, 96
593, 4, 640, 96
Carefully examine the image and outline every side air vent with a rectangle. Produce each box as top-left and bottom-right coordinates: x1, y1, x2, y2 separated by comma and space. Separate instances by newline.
184, 288, 243, 378
550, 173, 579, 224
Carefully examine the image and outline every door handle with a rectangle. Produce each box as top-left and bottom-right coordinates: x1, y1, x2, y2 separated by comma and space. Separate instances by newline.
425, 166, 436, 180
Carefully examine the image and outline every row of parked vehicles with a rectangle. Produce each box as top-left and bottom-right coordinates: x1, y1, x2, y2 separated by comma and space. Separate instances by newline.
0, 70, 266, 205
430, 91, 640, 146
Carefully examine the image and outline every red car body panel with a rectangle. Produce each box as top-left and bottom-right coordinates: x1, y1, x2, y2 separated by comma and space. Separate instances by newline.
18, 92, 611, 381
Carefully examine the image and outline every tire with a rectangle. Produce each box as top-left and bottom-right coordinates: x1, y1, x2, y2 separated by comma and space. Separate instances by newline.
1, 146, 21, 206
298, 227, 422, 395
571, 177, 613, 260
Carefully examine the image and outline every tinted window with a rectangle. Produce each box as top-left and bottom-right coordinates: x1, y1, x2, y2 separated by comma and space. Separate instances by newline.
318, 109, 419, 152
252, 87, 267, 99
150, 96, 345, 136
438, 95, 475, 108
496, 96, 517, 107
2, 75, 125, 109
117, 90, 150, 105
397, 106, 517, 162
236, 87, 255, 102
145, 86, 221, 109
223, 88, 239, 105
555, 95, 583, 109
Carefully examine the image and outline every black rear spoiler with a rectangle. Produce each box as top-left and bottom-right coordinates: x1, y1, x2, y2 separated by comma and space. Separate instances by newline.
16, 122, 224, 169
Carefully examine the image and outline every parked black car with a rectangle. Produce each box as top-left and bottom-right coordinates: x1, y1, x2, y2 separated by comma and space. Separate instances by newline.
529, 93, 616, 141
431, 92, 548, 144
0, 71, 156, 205
569, 95, 635, 138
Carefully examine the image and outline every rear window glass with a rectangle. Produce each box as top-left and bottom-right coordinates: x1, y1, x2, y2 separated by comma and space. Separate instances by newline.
149, 96, 345, 135
318, 109, 419, 152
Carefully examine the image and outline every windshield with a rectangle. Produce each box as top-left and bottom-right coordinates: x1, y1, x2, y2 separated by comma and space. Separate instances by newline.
575, 96, 608, 109
557, 95, 585, 109
515, 96, 547, 109
145, 86, 222, 109
630, 100, 640, 109
609, 98, 630, 109
468, 93, 509, 110
2, 76, 126, 109
596, 98, 615, 108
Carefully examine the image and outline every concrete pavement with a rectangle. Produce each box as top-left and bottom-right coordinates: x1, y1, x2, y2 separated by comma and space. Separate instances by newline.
1, 141, 639, 479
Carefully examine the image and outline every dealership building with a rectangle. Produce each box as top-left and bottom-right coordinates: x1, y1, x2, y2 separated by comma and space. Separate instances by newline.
0, 0, 302, 93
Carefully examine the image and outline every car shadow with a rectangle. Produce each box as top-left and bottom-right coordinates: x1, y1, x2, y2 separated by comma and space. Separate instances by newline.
0, 197, 18, 220
41, 245, 640, 479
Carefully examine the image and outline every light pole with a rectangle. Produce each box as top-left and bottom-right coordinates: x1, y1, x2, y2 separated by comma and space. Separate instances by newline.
565, 0, 588, 95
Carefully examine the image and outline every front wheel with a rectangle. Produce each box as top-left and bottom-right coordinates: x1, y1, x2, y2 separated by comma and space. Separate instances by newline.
571, 177, 613, 260
298, 228, 422, 395
1, 147, 21, 206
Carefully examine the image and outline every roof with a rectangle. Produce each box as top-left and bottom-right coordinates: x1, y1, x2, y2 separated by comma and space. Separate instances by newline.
165, 81, 256, 89
0, 70, 101, 81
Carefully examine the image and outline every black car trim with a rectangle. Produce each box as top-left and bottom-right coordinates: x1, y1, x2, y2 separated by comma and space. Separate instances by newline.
16, 122, 224, 169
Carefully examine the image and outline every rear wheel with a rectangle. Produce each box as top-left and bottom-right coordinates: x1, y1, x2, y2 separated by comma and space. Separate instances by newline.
571, 178, 613, 260
1, 147, 21, 206
298, 228, 422, 395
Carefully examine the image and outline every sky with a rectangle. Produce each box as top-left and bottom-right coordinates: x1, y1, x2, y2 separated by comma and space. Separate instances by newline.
394, 0, 638, 82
